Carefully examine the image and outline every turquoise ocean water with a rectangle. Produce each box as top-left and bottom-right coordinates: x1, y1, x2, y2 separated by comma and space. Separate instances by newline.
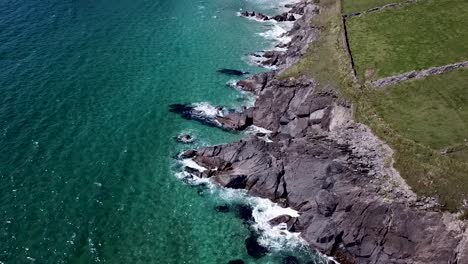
0, 0, 325, 263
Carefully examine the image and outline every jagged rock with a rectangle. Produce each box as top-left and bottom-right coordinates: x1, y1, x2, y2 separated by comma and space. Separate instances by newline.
179, 149, 196, 159
173, 1, 468, 263
215, 111, 253, 130
175, 133, 195, 144
314, 190, 338, 217
255, 13, 269, 21
214, 174, 247, 189
272, 12, 289, 22
268, 214, 292, 226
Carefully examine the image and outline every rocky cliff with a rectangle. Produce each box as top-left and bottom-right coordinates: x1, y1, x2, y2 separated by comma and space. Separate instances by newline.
173, 1, 468, 263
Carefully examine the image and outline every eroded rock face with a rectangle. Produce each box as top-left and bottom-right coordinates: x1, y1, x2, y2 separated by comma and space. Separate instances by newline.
173, 0, 468, 263
183, 76, 468, 262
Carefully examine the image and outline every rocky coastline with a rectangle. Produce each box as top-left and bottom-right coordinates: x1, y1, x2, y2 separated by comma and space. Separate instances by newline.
172, 1, 468, 263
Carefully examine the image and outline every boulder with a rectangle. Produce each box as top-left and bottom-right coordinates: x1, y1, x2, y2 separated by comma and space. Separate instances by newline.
175, 133, 195, 144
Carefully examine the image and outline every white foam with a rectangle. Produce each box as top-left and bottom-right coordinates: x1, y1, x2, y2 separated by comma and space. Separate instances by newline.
245, 125, 273, 143
226, 80, 257, 107
177, 158, 308, 251
181, 158, 207, 172
244, 53, 278, 70
247, 125, 272, 134
226, 79, 239, 88
192, 102, 223, 117
272, 46, 288, 52
250, 197, 303, 250
258, 22, 294, 45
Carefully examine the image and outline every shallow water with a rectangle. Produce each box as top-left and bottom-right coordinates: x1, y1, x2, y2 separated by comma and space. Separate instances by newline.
0, 0, 325, 263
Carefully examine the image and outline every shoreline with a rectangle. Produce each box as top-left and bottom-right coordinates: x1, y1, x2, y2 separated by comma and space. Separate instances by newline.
172, 0, 468, 263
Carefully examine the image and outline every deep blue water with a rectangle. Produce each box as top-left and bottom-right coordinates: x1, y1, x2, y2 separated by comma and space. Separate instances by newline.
0, 0, 325, 263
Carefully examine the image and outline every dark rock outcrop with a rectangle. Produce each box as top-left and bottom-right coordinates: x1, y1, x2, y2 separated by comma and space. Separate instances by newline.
240, 11, 270, 21
174, 0, 468, 263
182, 73, 468, 262
175, 133, 195, 144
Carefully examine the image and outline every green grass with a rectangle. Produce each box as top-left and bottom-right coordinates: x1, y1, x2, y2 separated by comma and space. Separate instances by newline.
346, 0, 468, 80
283, 0, 468, 212
282, 0, 356, 93
367, 69, 468, 151
342, 0, 406, 14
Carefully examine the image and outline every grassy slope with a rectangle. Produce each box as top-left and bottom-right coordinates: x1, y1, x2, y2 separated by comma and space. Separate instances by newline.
342, 0, 406, 14
368, 69, 468, 150
283, 0, 468, 211
346, 0, 468, 80
283, 0, 355, 92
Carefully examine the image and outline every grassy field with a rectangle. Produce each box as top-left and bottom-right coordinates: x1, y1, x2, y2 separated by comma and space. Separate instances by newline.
346, 0, 468, 80
283, 0, 468, 212
367, 69, 468, 151
342, 0, 406, 14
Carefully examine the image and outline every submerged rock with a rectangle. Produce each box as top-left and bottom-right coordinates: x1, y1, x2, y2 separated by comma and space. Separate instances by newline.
214, 204, 230, 213
233, 204, 254, 222
227, 260, 245, 264
217, 69, 249, 76
245, 235, 268, 258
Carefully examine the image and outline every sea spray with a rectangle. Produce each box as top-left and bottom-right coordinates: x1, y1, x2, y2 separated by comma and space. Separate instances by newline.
192, 102, 224, 117
226, 79, 257, 107
258, 22, 293, 45
176, 159, 339, 263
177, 158, 305, 250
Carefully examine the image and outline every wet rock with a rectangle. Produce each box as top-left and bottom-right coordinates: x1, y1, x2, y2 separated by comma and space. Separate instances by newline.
268, 214, 292, 226
169, 103, 221, 128
178, 149, 196, 159
172, 1, 468, 263
175, 133, 195, 144
214, 174, 247, 189
240, 11, 269, 21
272, 12, 289, 22
255, 13, 269, 21
215, 111, 253, 131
